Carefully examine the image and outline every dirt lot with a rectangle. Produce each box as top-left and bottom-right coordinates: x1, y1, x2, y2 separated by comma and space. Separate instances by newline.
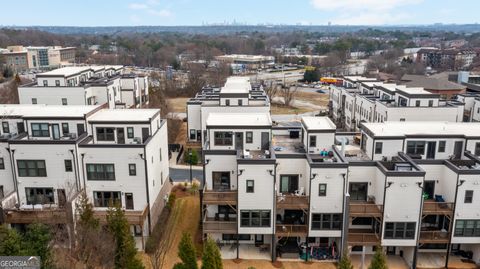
270, 103, 313, 115
294, 91, 329, 108
168, 97, 190, 113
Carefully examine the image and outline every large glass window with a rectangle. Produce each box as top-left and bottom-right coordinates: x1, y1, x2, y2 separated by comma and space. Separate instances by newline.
93, 191, 121, 207
31, 123, 49, 137
25, 188, 54, 205
406, 141, 426, 155
214, 132, 233, 146
0, 158, 4, 170
309, 135, 317, 147
96, 127, 115, 141
2, 122, 9, 133
127, 127, 134, 139
384, 222, 416, 239
86, 164, 115, 180
465, 190, 474, 203
311, 213, 342, 230
17, 160, 47, 177
246, 132, 253, 143
240, 210, 271, 227
454, 220, 480, 237
375, 142, 383, 154
438, 141, 446, 153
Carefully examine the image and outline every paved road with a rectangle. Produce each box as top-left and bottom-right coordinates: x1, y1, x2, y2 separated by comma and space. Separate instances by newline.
169, 168, 203, 182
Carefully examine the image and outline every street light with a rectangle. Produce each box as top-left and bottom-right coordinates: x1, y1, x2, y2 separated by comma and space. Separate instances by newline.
189, 149, 193, 184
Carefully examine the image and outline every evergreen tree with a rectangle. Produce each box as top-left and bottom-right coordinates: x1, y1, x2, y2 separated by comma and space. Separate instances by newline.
106, 205, 144, 269
201, 238, 222, 269
175, 232, 198, 269
368, 247, 387, 269
0, 225, 25, 256
76, 192, 100, 230
24, 223, 52, 268
337, 252, 354, 269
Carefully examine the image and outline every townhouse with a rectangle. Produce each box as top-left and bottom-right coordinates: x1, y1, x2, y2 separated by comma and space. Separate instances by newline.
330, 76, 465, 131
198, 77, 480, 268
456, 93, 480, 122
18, 66, 149, 109
186, 77, 270, 143
0, 104, 170, 249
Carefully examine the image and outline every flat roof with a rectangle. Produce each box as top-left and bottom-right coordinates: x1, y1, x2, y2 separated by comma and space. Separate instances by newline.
206, 113, 272, 127
344, 76, 377, 82
88, 109, 160, 122
38, 66, 92, 77
363, 121, 480, 137
398, 87, 432, 95
0, 104, 101, 118
221, 77, 251, 94
301, 117, 336, 131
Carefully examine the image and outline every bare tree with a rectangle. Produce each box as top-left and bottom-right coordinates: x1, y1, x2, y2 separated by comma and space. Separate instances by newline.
185, 63, 206, 96
280, 85, 298, 107
263, 81, 280, 101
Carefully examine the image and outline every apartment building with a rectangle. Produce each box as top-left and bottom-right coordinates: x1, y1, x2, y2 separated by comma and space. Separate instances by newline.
197, 77, 480, 268
186, 77, 270, 143
1, 45, 76, 71
18, 66, 149, 109
416, 48, 478, 70
0, 105, 170, 249
330, 76, 465, 131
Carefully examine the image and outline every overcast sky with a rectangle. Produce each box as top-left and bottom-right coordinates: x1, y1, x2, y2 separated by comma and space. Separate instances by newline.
0, 0, 478, 26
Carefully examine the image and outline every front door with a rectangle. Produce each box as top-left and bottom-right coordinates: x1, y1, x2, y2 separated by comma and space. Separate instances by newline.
142, 128, 149, 143
255, 234, 264, 245
386, 246, 396, 255
125, 193, 134, 210
196, 130, 202, 142
454, 141, 463, 159
280, 175, 299, 194
235, 132, 243, 151
349, 183, 368, 201
117, 128, 125, 144
57, 189, 66, 207
261, 132, 270, 150
212, 172, 230, 191
424, 181, 435, 200
427, 141, 436, 159
17, 122, 25, 134
52, 124, 60, 139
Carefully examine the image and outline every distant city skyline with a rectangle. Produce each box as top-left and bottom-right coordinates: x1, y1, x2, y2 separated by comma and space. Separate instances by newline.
0, 0, 478, 27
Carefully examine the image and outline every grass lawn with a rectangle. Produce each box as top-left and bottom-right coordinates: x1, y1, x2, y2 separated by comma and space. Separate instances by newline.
270, 103, 313, 115
294, 91, 330, 107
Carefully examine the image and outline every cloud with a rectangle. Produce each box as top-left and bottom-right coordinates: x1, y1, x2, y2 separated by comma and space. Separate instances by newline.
128, 3, 149, 10
128, 1, 173, 19
310, 0, 423, 11
147, 9, 172, 17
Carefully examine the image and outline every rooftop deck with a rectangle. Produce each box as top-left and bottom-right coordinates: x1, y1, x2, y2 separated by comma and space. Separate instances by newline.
272, 135, 305, 154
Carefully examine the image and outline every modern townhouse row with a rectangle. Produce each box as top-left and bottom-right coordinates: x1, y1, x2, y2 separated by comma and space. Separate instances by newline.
329, 76, 465, 131
196, 77, 480, 268
17, 65, 149, 109
0, 104, 170, 250
456, 93, 480, 122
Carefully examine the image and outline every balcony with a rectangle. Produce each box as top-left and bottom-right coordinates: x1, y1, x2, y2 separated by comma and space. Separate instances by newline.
349, 202, 383, 218
422, 201, 454, 216
203, 190, 237, 205
276, 224, 308, 237
4, 208, 68, 224
348, 229, 381, 245
203, 217, 237, 234
93, 206, 148, 225
419, 230, 450, 244
276, 195, 309, 209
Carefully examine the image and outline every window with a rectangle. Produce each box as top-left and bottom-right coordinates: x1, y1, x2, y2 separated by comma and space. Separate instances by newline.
43, 80, 48, 86
238, 99, 243, 106
189, 129, 196, 140
134, 225, 142, 236
214, 132, 233, 146
31, 123, 49, 137
375, 142, 383, 154
222, 234, 251, 241
62, 123, 69, 134
400, 118, 405, 122
406, 141, 426, 155
55, 80, 60, 86
246, 132, 253, 143
246, 180, 254, 193
454, 220, 480, 237
31, 98, 37, 104
25, 188, 54, 205
240, 210, 271, 227
225, 99, 230, 106
438, 141, 446, 153
311, 213, 342, 230
428, 100, 434, 107
318, 184, 327, 196
93, 191, 121, 207
2, 122, 9, 134
309, 135, 317, 147
96, 127, 115, 141
475, 142, 480, 156
0, 158, 4, 170
86, 164, 115, 180
384, 222, 416, 239
129, 164, 136, 176
465, 190, 474, 203
62, 98, 68, 105
415, 100, 421, 107
17, 160, 47, 177
64, 160, 73, 172
127, 127, 134, 139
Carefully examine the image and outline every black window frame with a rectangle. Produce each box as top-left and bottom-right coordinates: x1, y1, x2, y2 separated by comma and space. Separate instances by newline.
17, 160, 47, 177
31, 98, 37, 104
318, 184, 327, 196
415, 100, 421, 107
129, 163, 136, 176
31, 123, 50, 137
2, 122, 9, 133
61, 123, 69, 134
96, 127, 115, 141
240, 210, 271, 227
375, 142, 383, 154
61, 98, 68, 105
246, 180, 254, 193
25, 187, 54, 205
86, 163, 115, 181
127, 127, 134, 139
475, 142, 480, 156
383, 222, 416, 239
225, 99, 230, 106
309, 135, 317, 147
214, 132, 233, 146
238, 99, 243, 106
93, 191, 121, 207
64, 160, 73, 172
465, 190, 473, 203
438, 141, 446, 153
0, 157, 4, 170
246, 131, 253, 144
406, 141, 426, 155
311, 213, 342, 230
454, 220, 480, 237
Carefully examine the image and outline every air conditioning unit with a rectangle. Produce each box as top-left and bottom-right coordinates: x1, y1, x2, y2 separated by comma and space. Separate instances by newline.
133, 137, 142, 144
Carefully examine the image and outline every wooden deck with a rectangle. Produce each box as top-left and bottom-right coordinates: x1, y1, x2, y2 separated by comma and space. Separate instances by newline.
422, 201, 453, 216
203, 217, 237, 234
4, 208, 69, 224
93, 206, 148, 225
276, 224, 308, 237
348, 229, 381, 245
276, 195, 309, 209
419, 230, 450, 244
349, 202, 383, 218
203, 190, 237, 205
